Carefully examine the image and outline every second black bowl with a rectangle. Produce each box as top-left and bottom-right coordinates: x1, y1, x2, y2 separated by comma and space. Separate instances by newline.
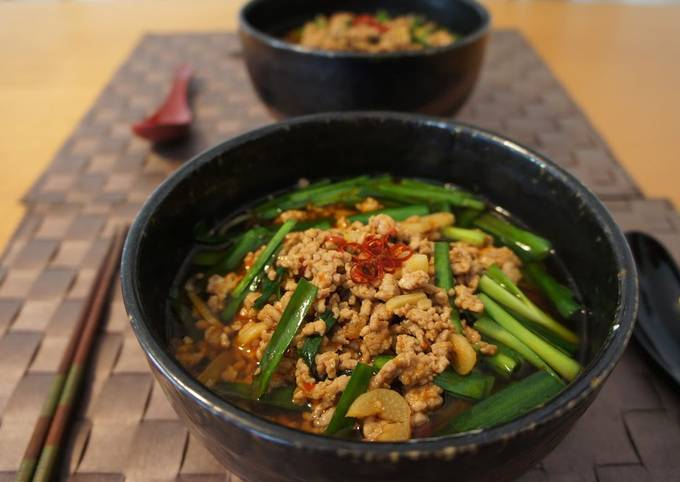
238, 0, 490, 117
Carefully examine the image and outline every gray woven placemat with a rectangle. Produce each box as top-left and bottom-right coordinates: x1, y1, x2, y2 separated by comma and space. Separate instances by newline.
1, 30, 678, 482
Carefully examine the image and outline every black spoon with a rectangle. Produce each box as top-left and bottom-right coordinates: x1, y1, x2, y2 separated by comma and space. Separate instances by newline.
626, 231, 680, 387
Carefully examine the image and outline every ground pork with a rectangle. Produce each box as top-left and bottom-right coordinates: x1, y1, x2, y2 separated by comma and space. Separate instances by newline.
464, 325, 497, 355
277, 228, 351, 298
479, 246, 522, 283
294, 359, 350, 430
375, 273, 400, 301
398, 270, 429, 291
371, 351, 449, 389
404, 384, 444, 427
206, 273, 239, 311
454, 285, 484, 312
359, 304, 392, 361
182, 206, 529, 441
315, 351, 339, 379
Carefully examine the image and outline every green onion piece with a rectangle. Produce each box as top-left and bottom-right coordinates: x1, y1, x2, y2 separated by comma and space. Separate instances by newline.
480, 272, 578, 344
475, 317, 554, 374
292, 219, 333, 231
372, 183, 484, 210
299, 311, 337, 373
254, 278, 318, 399
485, 265, 525, 299
434, 241, 462, 333
208, 227, 270, 276
372, 354, 395, 371
431, 202, 451, 213
325, 363, 374, 435
213, 383, 308, 412
442, 226, 487, 246
192, 250, 229, 266
524, 262, 582, 319
455, 208, 482, 228
347, 204, 429, 224
474, 213, 551, 260
222, 220, 296, 322
439, 371, 564, 434
169, 289, 202, 340
253, 178, 330, 214
256, 176, 369, 219
522, 318, 578, 355
376, 9, 390, 22
480, 294, 581, 381
433, 370, 495, 401
254, 267, 287, 310
482, 346, 521, 380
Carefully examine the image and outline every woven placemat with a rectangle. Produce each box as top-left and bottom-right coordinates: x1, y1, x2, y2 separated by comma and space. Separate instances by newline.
1, 30, 678, 482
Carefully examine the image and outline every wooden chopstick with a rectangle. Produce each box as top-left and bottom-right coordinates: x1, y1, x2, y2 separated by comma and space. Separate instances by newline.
15, 225, 128, 482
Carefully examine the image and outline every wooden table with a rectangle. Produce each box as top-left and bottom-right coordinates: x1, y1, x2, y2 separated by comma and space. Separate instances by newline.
1, 0, 679, 249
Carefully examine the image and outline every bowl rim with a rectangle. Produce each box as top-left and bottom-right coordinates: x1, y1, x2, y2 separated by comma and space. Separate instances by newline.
238, 0, 491, 60
121, 111, 638, 458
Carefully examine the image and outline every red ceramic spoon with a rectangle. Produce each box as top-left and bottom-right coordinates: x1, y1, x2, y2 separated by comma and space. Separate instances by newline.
132, 64, 194, 143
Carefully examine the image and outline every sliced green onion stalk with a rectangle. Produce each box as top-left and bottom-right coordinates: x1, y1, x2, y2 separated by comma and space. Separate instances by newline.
431, 201, 451, 213
299, 311, 337, 374
439, 371, 565, 434
257, 176, 369, 219
325, 363, 373, 435
474, 213, 551, 261
433, 370, 495, 401
434, 241, 462, 333
455, 208, 482, 228
372, 183, 484, 210
480, 268, 578, 345
192, 249, 228, 267
291, 219, 333, 231
480, 294, 581, 381
372, 354, 395, 371
169, 288, 202, 340
208, 227, 270, 276
254, 278, 318, 399
441, 226, 487, 246
482, 346, 521, 380
222, 220, 296, 322
524, 262, 582, 319
474, 317, 554, 375
348, 204, 429, 224
213, 383, 307, 412
254, 267, 286, 310
376, 9, 390, 22
521, 318, 578, 355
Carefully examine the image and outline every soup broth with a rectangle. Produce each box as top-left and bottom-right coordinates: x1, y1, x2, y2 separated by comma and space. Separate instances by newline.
168, 176, 584, 441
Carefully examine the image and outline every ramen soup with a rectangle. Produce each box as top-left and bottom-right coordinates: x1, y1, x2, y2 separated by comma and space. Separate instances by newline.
170, 176, 584, 441
286, 11, 457, 53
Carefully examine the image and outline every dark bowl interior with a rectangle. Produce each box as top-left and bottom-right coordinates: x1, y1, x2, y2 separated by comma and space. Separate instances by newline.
122, 113, 637, 482
238, 0, 490, 116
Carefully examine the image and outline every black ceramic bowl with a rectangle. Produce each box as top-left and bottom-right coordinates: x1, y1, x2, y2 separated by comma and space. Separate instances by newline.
121, 113, 637, 482
238, 0, 489, 117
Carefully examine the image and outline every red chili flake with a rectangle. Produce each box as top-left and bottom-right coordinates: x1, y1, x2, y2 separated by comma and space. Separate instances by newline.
364, 235, 386, 257
352, 14, 388, 32
342, 242, 363, 256
351, 260, 383, 284
380, 256, 401, 274
345, 231, 413, 284
326, 235, 346, 248
303, 382, 315, 392
389, 243, 413, 260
